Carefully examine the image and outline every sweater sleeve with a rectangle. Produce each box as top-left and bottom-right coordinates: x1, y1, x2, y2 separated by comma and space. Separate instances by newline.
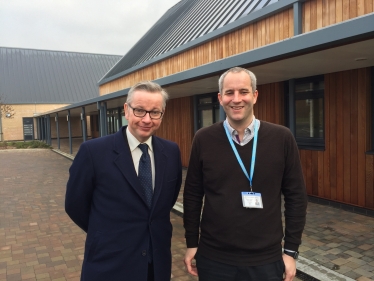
183, 133, 205, 248
281, 131, 308, 252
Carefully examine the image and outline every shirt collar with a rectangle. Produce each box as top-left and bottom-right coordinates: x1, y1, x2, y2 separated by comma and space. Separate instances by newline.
224, 116, 256, 137
126, 127, 153, 152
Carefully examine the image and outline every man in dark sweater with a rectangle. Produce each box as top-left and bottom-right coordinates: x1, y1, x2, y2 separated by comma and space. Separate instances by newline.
183, 67, 307, 281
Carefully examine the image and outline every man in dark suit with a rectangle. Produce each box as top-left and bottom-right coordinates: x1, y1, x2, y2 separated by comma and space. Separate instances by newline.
65, 81, 182, 281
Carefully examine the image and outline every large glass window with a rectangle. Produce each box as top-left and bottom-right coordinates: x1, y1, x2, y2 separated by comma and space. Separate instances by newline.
197, 93, 220, 129
295, 98, 324, 139
107, 107, 127, 134
292, 76, 324, 149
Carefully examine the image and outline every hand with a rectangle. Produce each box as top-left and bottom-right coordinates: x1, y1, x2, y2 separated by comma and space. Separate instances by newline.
282, 254, 296, 281
184, 247, 198, 276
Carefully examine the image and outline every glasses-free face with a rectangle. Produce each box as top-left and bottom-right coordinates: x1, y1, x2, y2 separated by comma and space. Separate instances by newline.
218, 71, 258, 129
127, 104, 164, 120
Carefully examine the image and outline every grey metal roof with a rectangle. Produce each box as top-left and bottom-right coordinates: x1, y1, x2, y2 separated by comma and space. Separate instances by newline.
101, 0, 279, 81
0, 47, 121, 104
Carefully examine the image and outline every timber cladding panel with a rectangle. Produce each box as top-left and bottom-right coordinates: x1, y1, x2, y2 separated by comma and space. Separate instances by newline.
154, 96, 194, 167
255, 82, 285, 125
99, 9, 294, 96
302, 0, 374, 32
299, 67, 374, 210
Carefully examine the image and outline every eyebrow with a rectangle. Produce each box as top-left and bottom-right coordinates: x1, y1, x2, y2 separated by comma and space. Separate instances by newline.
135, 106, 162, 111
224, 88, 250, 93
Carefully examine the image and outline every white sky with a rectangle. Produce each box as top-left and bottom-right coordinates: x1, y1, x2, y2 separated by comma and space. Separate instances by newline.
0, 0, 181, 56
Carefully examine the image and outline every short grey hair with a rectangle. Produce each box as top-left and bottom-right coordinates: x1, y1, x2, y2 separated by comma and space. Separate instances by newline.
218, 67, 257, 93
126, 81, 169, 109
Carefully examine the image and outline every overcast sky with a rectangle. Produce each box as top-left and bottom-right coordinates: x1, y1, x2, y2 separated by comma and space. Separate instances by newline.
0, 0, 181, 56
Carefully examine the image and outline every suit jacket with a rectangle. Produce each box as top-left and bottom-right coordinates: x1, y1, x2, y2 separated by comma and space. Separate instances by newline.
65, 127, 182, 281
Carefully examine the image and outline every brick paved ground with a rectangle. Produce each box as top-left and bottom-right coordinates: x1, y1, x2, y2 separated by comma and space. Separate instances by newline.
54, 138, 374, 281
0, 149, 197, 281
0, 150, 82, 281
3, 146, 374, 280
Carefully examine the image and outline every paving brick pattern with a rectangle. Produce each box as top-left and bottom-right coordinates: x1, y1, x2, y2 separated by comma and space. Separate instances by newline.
0, 149, 197, 281
0, 150, 83, 281
176, 166, 374, 281
178, 185, 374, 281
300, 204, 374, 280
2, 146, 374, 280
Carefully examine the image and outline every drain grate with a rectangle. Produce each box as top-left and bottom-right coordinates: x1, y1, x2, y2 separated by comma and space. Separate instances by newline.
296, 269, 320, 281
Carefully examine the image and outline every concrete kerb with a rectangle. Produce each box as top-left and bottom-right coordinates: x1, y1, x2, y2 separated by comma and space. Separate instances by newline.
297, 256, 355, 281
52, 148, 75, 160
171, 205, 354, 281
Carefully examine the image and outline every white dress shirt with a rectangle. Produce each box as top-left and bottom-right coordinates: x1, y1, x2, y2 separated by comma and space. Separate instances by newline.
224, 116, 261, 146
126, 128, 155, 190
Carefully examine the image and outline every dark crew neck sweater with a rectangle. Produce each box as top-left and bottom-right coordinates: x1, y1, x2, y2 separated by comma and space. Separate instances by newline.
183, 121, 307, 266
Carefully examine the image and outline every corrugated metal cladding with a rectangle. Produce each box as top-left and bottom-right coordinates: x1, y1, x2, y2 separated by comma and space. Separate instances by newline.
104, 0, 278, 80
0, 47, 121, 104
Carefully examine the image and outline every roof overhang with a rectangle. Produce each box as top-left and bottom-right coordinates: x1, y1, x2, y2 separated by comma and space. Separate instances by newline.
158, 13, 374, 96
35, 13, 374, 118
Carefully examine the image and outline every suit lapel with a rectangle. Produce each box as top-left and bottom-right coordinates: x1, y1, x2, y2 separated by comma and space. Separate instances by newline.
113, 128, 149, 207
152, 136, 167, 210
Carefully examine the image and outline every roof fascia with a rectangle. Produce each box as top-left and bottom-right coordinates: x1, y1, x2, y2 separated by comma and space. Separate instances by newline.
98, 0, 300, 86
33, 88, 129, 117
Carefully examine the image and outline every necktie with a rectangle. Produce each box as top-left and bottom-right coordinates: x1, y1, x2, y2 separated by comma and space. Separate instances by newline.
138, 144, 153, 208
138, 143, 153, 262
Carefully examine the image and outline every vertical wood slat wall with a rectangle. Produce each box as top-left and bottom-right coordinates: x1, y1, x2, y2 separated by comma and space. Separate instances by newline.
255, 83, 285, 125
299, 68, 374, 209
302, 0, 374, 32
154, 83, 286, 167
99, 9, 294, 95
154, 96, 194, 167
134, 68, 374, 209
254, 70, 374, 210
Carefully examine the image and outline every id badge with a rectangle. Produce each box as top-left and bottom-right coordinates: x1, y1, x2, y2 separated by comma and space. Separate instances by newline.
242, 192, 263, 208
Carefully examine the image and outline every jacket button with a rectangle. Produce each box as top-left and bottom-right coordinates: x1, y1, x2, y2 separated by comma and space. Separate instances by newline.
142, 250, 146, 256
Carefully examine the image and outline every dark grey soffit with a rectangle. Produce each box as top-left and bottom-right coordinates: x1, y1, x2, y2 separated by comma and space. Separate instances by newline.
98, 0, 296, 86
0, 47, 122, 104
37, 13, 374, 117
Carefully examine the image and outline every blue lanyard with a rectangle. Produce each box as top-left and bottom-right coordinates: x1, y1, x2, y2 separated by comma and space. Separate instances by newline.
223, 119, 259, 191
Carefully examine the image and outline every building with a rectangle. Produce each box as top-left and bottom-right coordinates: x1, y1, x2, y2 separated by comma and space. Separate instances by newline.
0, 47, 121, 141
33, 0, 374, 213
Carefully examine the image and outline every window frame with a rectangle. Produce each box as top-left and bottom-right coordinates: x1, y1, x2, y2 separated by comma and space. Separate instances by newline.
195, 92, 220, 130
287, 75, 325, 150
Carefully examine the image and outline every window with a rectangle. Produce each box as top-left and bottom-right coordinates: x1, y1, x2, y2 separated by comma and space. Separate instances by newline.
196, 93, 220, 130
288, 75, 325, 150
107, 107, 127, 135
